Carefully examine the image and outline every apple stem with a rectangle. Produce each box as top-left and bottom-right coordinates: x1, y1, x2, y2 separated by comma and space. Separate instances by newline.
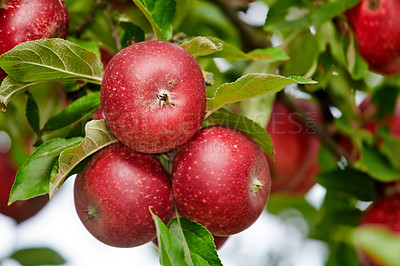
251, 178, 265, 192
83, 205, 97, 221
156, 93, 175, 108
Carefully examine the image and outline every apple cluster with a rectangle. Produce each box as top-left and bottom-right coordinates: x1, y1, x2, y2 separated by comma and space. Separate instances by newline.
73, 40, 272, 248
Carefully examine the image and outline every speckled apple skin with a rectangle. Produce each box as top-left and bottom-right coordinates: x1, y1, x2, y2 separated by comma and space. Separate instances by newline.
0, 0, 69, 80
74, 143, 174, 248
346, 0, 400, 75
0, 151, 48, 224
266, 99, 322, 195
172, 126, 271, 236
357, 194, 400, 266
100, 40, 206, 154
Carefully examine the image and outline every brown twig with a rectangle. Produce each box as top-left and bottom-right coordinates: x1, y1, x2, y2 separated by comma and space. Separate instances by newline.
73, 0, 108, 38
102, 9, 122, 51
211, 0, 270, 51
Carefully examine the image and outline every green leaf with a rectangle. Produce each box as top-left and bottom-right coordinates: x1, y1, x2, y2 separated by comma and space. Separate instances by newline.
9, 137, 83, 204
42, 92, 100, 132
316, 168, 377, 201
0, 77, 48, 107
247, 47, 290, 63
206, 108, 274, 159
168, 217, 223, 266
151, 210, 190, 266
49, 119, 118, 198
180, 36, 223, 57
354, 226, 400, 266
371, 84, 399, 120
120, 21, 145, 48
264, 1, 311, 31
132, 0, 176, 41
206, 73, 317, 117
10, 247, 66, 266
0, 38, 103, 84
311, 0, 360, 26
378, 128, 400, 169
354, 142, 400, 182
25, 91, 41, 136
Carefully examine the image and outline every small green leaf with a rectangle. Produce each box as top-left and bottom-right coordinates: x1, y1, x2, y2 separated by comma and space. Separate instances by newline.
180, 36, 223, 57
120, 21, 145, 48
132, 0, 176, 41
354, 226, 400, 266
49, 120, 118, 198
9, 137, 83, 204
354, 142, 400, 182
206, 108, 274, 159
316, 168, 377, 201
206, 73, 316, 117
42, 92, 100, 132
11, 247, 66, 266
0, 77, 48, 107
378, 128, 400, 169
0, 38, 103, 84
168, 218, 223, 266
311, 0, 360, 26
151, 210, 190, 266
247, 47, 290, 63
25, 91, 41, 136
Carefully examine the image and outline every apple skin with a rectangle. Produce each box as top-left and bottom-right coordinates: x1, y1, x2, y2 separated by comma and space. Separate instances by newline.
172, 125, 271, 236
346, 0, 400, 75
101, 40, 206, 154
0, 0, 70, 80
357, 194, 400, 266
266, 98, 322, 195
73, 143, 174, 248
0, 151, 48, 224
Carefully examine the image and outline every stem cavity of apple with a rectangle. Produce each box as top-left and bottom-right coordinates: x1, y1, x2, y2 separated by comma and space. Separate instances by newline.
84, 205, 98, 221
368, 0, 379, 10
251, 178, 266, 192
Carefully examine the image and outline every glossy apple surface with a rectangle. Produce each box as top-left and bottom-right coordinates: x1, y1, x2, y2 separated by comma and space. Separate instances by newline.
357, 194, 400, 266
172, 125, 271, 236
0, 0, 69, 80
74, 143, 174, 247
346, 0, 400, 75
266, 98, 322, 194
101, 40, 206, 154
0, 151, 48, 223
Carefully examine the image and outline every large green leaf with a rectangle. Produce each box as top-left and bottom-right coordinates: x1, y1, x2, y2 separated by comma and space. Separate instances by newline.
205, 108, 273, 159
9, 137, 83, 204
206, 73, 316, 117
354, 143, 400, 182
42, 92, 100, 132
0, 77, 48, 107
354, 226, 400, 266
49, 120, 118, 198
316, 168, 377, 201
151, 210, 222, 266
168, 218, 222, 266
0, 38, 103, 84
25, 92, 41, 137
132, 0, 176, 41
11, 247, 66, 266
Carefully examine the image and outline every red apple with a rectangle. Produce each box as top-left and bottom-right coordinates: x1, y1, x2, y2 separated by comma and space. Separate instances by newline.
0, 151, 48, 224
266, 98, 322, 195
0, 0, 70, 80
74, 143, 174, 247
101, 40, 206, 154
346, 0, 400, 75
357, 194, 400, 266
172, 125, 271, 236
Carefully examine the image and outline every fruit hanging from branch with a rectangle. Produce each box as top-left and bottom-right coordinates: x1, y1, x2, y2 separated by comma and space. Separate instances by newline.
0, 0, 70, 80
172, 125, 271, 236
74, 143, 174, 247
266, 98, 322, 195
346, 0, 400, 75
100, 40, 207, 154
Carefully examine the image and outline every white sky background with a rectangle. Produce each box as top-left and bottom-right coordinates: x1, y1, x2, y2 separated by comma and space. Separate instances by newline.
0, 2, 331, 265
